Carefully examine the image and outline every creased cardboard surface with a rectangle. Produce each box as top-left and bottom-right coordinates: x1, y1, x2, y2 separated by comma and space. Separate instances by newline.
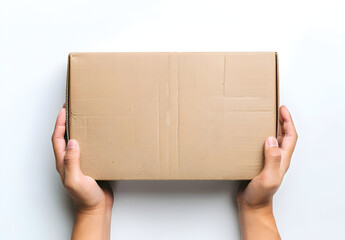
67, 52, 277, 180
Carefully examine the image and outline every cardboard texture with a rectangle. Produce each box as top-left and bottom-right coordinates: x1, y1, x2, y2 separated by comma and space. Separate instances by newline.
66, 52, 278, 180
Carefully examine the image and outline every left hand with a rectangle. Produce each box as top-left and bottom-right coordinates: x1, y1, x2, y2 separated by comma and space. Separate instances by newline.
51, 104, 114, 215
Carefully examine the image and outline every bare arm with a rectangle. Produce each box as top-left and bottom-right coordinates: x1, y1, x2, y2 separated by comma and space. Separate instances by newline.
52, 104, 114, 240
237, 105, 298, 240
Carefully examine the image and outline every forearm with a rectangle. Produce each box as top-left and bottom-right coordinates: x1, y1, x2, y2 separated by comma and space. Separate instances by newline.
72, 208, 112, 240
238, 202, 281, 240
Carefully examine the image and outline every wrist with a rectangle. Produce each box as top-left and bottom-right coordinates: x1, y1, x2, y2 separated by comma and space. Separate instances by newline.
72, 211, 108, 240
75, 206, 109, 220
72, 201, 113, 240
237, 199, 273, 216
237, 200, 280, 240
75, 203, 111, 217
74, 195, 113, 217
74, 202, 113, 229
72, 206, 113, 240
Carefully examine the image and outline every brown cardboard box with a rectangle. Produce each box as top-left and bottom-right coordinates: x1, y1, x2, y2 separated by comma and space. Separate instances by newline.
65, 52, 278, 180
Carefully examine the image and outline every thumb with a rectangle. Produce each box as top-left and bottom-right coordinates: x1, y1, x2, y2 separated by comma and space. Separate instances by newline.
263, 136, 282, 175
64, 139, 81, 179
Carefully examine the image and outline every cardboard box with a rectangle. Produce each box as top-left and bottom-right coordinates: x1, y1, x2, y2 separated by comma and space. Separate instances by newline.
65, 52, 278, 180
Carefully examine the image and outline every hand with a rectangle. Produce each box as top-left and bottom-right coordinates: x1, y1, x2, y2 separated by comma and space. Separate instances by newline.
52, 104, 114, 240
237, 105, 298, 239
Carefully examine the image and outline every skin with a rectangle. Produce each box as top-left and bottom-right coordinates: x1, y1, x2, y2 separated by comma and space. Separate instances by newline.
52, 104, 114, 240
237, 105, 298, 239
52, 104, 297, 240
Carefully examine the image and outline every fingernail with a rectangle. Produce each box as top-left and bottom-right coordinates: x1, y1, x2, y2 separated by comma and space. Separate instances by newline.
67, 140, 75, 149
267, 136, 278, 147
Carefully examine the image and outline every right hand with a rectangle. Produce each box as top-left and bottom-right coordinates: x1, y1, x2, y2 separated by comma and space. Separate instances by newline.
237, 105, 298, 210
236, 105, 297, 240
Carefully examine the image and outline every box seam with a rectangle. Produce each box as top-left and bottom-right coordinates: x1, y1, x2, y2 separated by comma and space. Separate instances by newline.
275, 52, 280, 137
65, 54, 71, 143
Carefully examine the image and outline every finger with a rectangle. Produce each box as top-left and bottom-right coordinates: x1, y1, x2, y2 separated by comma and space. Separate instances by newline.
52, 105, 67, 177
97, 181, 113, 193
97, 181, 114, 208
237, 180, 250, 193
64, 139, 82, 182
262, 136, 282, 181
278, 105, 298, 157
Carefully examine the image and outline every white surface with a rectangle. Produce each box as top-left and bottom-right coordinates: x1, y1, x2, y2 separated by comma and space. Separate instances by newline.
1, 0, 344, 239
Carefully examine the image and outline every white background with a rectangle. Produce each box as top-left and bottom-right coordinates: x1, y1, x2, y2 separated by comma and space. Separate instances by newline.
1, 0, 344, 239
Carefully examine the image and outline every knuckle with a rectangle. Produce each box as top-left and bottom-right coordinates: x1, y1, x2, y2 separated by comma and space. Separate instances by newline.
269, 150, 282, 162
260, 172, 269, 183
260, 172, 281, 190
64, 177, 81, 191
269, 180, 280, 189
63, 179, 74, 191
63, 153, 73, 165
